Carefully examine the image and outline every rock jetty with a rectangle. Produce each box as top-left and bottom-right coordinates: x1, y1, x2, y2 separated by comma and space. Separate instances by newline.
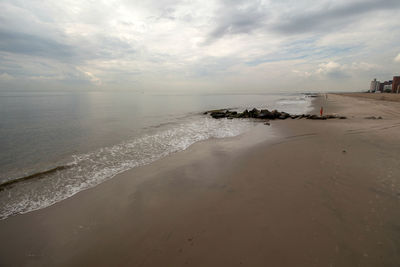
204, 108, 346, 120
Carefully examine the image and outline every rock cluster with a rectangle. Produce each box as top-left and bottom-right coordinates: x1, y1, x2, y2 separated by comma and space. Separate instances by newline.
204, 108, 346, 120
364, 116, 382, 120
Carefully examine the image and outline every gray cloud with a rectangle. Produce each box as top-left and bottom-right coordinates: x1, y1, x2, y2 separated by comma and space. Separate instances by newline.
0, 30, 75, 60
0, 29, 137, 67
0, 0, 399, 92
273, 0, 400, 34
205, 0, 400, 42
205, 1, 267, 43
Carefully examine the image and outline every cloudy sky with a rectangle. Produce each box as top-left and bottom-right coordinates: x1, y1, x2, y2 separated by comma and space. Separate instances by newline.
0, 0, 400, 93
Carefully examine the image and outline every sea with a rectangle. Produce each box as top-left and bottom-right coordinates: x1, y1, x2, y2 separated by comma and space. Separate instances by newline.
0, 91, 313, 219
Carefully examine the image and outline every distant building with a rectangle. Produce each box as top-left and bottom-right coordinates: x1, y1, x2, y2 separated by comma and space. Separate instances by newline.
384, 84, 393, 92
380, 80, 392, 93
393, 76, 400, 93
384, 80, 392, 86
379, 82, 384, 92
370, 78, 380, 92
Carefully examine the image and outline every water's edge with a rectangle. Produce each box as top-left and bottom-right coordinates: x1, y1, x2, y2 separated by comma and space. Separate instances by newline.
0, 94, 313, 220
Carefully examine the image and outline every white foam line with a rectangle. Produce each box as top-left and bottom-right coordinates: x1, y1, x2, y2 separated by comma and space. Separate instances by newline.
0, 117, 256, 219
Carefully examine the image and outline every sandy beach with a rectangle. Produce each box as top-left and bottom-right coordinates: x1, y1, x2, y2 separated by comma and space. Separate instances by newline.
1, 93, 400, 267
336, 92, 400, 103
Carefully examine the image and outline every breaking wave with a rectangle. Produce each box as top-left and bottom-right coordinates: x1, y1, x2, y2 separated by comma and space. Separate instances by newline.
0, 117, 256, 219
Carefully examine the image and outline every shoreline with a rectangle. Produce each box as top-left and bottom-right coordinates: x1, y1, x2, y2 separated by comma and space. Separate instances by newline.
1, 94, 400, 266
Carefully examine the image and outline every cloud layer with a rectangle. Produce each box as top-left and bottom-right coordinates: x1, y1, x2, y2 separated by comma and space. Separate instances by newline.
0, 0, 400, 92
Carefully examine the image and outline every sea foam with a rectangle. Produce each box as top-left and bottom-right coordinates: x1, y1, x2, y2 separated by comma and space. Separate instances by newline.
0, 117, 256, 219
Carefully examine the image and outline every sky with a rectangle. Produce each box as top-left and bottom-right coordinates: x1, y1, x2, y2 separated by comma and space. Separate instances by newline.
0, 0, 400, 93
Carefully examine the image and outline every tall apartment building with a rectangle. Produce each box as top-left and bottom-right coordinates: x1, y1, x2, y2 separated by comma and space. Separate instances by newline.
393, 76, 400, 93
370, 78, 380, 92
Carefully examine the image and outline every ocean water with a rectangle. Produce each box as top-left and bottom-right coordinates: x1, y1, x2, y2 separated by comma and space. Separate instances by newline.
0, 91, 312, 219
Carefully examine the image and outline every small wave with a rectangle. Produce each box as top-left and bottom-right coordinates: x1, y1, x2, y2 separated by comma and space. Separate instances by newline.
276, 98, 307, 105
275, 95, 312, 114
0, 165, 73, 191
0, 117, 256, 220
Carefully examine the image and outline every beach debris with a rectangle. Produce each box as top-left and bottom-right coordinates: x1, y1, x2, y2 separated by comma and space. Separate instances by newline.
205, 108, 347, 121
304, 93, 318, 97
364, 116, 382, 120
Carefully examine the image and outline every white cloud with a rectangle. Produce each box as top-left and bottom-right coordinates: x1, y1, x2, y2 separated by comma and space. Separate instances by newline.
350, 62, 376, 71
293, 60, 379, 82
316, 61, 342, 75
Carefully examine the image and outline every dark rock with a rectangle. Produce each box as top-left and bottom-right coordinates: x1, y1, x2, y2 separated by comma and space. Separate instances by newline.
339, 116, 347, 119
271, 110, 280, 119
365, 116, 382, 120
226, 111, 239, 119
210, 112, 226, 119
264, 122, 270, 126
278, 115, 287, 120
250, 108, 259, 113
241, 109, 249, 118
258, 109, 272, 119
223, 110, 238, 119
206, 107, 347, 122
249, 108, 260, 118
281, 112, 290, 119
307, 115, 327, 120
257, 113, 269, 119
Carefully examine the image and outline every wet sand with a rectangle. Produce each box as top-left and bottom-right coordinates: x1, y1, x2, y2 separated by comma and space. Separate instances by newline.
1, 94, 400, 266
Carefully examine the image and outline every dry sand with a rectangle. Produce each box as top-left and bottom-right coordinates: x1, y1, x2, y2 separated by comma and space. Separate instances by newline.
337, 92, 400, 103
1, 94, 400, 266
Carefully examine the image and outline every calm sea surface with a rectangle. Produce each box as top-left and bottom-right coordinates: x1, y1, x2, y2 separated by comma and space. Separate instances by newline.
0, 91, 312, 219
